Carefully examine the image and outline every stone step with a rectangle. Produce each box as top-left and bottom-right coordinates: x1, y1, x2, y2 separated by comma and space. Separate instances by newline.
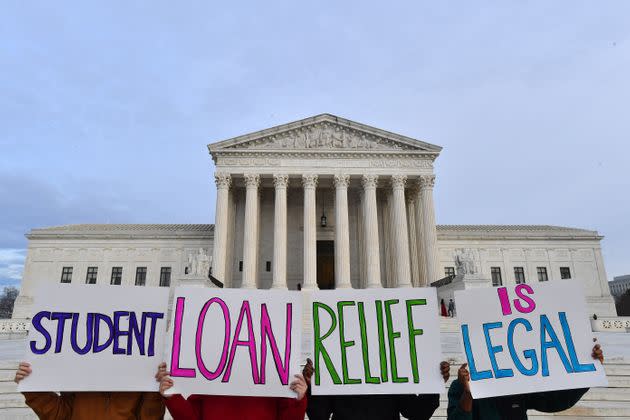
435, 385, 630, 402
0, 361, 19, 370
0, 381, 18, 393
581, 387, 630, 401
431, 399, 630, 417
604, 363, 630, 375
606, 376, 630, 387
534, 400, 630, 416
0, 407, 35, 419
0, 393, 26, 409
0, 370, 15, 382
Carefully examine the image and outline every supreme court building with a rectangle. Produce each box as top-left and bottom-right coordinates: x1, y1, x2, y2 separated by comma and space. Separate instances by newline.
12, 114, 617, 319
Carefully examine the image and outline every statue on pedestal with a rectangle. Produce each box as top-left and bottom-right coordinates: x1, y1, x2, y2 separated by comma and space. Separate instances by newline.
186, 248, 211, 277
455, 248, 478, 276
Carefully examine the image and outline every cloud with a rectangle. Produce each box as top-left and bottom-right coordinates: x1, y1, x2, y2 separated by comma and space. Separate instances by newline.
0, 248, 26, 289
0, 171, 151, 250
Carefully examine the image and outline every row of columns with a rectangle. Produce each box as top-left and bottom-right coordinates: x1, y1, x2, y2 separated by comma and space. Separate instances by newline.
211, 172, 439, 290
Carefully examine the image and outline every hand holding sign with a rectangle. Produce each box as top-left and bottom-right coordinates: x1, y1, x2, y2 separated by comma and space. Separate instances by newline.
455, 280, 608, 399
165, 287, 302, 398
14, 362, 32, 384
19, 284, 169, 392
310, 288, 443, 395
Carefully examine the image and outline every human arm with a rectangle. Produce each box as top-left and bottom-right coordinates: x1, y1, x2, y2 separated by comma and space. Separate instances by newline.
524, 343, 603, 413
399, 361, 450, 420
277, 374, 309, 420
305, 394, 333, 420
22, 392, 74, 420
399, 394, 440, 420
524, 388, 589, 413
447, 377, 473, 420
138, 392, 165, 420
455, 363, 473, 413
15, 362, 73, 420
302, 358, 333, 420
157, 363, 202, 420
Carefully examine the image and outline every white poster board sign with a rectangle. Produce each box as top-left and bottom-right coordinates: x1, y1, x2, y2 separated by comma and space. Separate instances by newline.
310, 287, 443, 395
165, 287, 302, 398
455, 280, 608, 399
19, 284, 169, 392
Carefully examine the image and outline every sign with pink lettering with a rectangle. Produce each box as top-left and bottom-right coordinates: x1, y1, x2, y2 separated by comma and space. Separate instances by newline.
19, 284, 169, 392
165, 287, 302, 397
455, 280, 608, 399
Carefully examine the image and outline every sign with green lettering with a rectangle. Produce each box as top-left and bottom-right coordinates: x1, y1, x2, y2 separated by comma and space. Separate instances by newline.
310, 288, 443, 395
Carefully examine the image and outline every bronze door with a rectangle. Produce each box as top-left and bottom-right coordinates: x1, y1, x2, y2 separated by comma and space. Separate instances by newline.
316, 240, 335, 289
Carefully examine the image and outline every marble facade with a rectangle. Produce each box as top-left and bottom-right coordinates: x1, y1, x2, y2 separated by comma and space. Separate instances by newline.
11, 114, 617, 318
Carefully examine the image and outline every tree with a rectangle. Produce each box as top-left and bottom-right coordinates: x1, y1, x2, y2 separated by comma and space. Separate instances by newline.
0, 287, 19, 319
615, 289, 630, 316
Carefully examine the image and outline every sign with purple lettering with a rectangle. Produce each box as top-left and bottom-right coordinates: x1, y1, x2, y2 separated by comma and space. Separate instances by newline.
455, 280, 608, 398
310, 288, 443, 395
164, 287, 302, 397
18, 284, 169, 392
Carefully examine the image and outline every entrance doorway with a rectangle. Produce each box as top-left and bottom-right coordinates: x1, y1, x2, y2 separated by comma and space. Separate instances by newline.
317, 240, 335, 289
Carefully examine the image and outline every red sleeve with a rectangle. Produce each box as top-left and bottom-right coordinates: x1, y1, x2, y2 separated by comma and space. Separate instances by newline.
164, 394, 202, 420
277, 395, 307, 420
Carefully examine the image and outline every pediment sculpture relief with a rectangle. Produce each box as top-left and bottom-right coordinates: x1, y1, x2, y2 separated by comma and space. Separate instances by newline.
227, 122, 417, 151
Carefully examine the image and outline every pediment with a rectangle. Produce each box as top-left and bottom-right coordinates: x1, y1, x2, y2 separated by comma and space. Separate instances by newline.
208, 114, 442, 154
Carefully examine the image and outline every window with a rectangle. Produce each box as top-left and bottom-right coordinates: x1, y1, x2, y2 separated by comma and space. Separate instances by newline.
266, 261, 271, 272
491, 267, 502, 287
445, 267, 455, 277
135, 267, 147, 286
537, 267, 548, 282
560, 267, 571, 279
111, 267, 123, 285
86, 267, 98, 284
159, 267, 171, 287
514, 267, 525, 284
60, 267, 73, 283
239, 261, 243, 272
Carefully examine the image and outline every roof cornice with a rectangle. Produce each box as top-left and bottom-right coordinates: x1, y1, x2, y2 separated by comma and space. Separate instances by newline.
207, 114, 442, 156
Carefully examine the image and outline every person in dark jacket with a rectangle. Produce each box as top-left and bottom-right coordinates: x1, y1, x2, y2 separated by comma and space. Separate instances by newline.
306, 360, 451, 420
14, 362, 165, 420
447, 343, 604, 420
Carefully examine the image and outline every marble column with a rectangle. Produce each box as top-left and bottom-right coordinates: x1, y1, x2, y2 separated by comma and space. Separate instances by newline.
362, 174, 382, 288
334, 174, 352, 289
242, 173, 260, 289
419, 175, 439, 286
211, 172, 231, 284
391, 175, 412, 287
413, 184, 428, 286
272, 174, 289, 289
406, 194, 420, 287
302, 174, 318, 290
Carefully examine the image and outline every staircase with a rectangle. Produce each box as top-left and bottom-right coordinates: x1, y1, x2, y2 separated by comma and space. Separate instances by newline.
2, 332, 630, 419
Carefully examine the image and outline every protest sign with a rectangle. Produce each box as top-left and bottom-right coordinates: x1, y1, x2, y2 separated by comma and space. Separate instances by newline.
310, 287, 443, 395
165, 287, 302, 398
455, 280, 608, 399
19, 284, 169, 392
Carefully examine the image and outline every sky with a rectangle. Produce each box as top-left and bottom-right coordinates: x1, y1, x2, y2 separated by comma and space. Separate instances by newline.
1, 1, 629, 289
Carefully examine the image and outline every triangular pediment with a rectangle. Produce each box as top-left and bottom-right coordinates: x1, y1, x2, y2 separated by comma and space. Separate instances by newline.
208, 114, 442, 154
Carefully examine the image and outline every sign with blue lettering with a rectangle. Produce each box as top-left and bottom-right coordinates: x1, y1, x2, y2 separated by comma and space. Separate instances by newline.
18, 284, 169, 392
455, 280, 607, 398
